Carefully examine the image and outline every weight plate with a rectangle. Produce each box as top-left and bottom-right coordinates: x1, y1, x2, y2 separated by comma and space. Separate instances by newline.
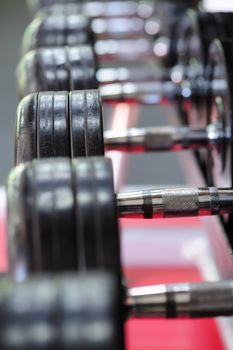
8, 157, 120, 277
16, 90, 104, 162
53, 92, 70, 157
72, 157, 121, 275
8, 159, 76, 277
44, 159, 76, 271
206, 39, 233, 189
67, 46, 98, 90
7, 163, 34, 279
22, 13, 94, 54
70, 90, 104, 157
15, 93, 38, 165
17, 48, 57, 98
53, 47, 70, 91
37, 92, 54, 158
0, 272, 124, 350
18, 46, 97, 97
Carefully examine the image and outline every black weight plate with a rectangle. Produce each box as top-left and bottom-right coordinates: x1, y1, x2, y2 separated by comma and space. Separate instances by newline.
17, 49, 57, 98
32, 159, 76, 272
92, 157, 121, 275
53, 92, 71, 157
17, 46, 97, 97
37, 92, 54, 158
70, 90, 104, 157
7, 163, 34, 280
8, 159, 78, 275
15, 93, 38, 165
0, 272, 124, 350
53, 47, 70, 91
67, 46, 98, 90
72, 157, 121, 276
206, 39, 233, 189
72, 158, 98, 269
47, 159, 76, 270
22, 13, 94, 54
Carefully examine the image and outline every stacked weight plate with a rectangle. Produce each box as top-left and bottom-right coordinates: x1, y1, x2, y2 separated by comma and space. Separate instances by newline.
1, 0, 233, 349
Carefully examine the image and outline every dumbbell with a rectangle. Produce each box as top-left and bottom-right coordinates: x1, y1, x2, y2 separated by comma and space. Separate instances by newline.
8, 157, 233, 279
27, 0, 199, 21
16, 42, 214, 102
21, 13, 158, 57
15, 89, 229, 167
0, 272, 233, 349
22, 6, 215, 67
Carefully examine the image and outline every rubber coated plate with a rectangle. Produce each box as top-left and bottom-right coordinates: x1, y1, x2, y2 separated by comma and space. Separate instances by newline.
70, 90, 104, 157
22, 13, 93, 54
17, 49, 57, 98
8, 159, 76, 275
67, 46, 98, 90
17, 46, 97, 97
53, 47, 71, 91
53, 92, 70, 157
37, 92, 54, 158
15, 90, 103, 163
7, 163, 34, 279
72, 157, 121, 275
15, 93, 38, 165
0, 273, 124, 350
8, 157, 120, 276
206, 39, 233, 188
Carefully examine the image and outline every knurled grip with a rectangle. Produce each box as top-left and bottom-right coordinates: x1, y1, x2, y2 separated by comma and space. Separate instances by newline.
145, 132, 173, 151
162, 188, 199, 216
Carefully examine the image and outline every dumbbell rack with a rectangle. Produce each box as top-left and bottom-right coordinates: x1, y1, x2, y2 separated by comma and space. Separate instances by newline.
2, 0, 233, 349
1, 104, 233, 349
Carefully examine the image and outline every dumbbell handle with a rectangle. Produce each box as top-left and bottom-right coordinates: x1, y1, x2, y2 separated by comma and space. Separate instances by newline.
117, 187, 233, 218
97, 65, 173, 83
104, 123, 229, 152
92, 17, 152, 38
127, 281, 233, 318
95, 38, 155, 62
100, 79, 227, 104
84, 1, 155, 19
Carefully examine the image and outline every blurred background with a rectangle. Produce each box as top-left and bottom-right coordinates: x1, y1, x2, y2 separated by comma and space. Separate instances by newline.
0, 1, 28, 184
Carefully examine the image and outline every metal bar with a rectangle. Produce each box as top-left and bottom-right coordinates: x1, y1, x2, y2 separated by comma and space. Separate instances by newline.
117, 187, 233, 218
127, 281, 233, 318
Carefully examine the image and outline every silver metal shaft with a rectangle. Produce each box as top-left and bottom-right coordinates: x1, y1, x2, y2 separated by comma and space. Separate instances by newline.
95, 38, 155, 61
92, 17, 148, 38
117, 187, 233, 218
127, 281, 233, 318
96, 36, 170, 61
104, 122, 230, 152
104, 126, 211, 152
97, 66, 169, 84
100, 79, 227, 104
100, 81, 180, 104
84, 1, 155, 19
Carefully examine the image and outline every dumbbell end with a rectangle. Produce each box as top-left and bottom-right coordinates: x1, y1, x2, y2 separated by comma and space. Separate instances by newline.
127, 281, 233, 318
